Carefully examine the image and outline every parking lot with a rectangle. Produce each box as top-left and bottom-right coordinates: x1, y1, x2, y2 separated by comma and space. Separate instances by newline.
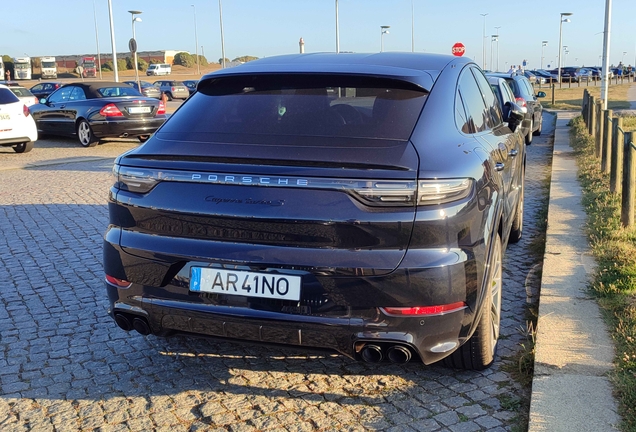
0, 114, 554, 431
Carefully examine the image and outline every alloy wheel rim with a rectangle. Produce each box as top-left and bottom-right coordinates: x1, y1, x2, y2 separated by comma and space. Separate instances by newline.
490, 239, 502, 354
79, 122, 90, 145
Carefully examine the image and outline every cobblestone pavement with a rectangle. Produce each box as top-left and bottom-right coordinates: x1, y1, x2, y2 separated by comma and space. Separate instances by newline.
0, 115, 555, 432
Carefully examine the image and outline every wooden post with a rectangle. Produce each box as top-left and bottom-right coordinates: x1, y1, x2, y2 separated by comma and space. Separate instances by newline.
603, 109, 613, 176
621, 131, 635, 227
596, 102, 604, 161
551, 83, 555, 105
582, 90, 589, 124
611, 116, 623, 194
589, 95, 596, 136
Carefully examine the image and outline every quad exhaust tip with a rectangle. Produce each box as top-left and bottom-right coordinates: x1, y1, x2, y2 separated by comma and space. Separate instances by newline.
359, 343, 413, 364
114, 313, 151, 335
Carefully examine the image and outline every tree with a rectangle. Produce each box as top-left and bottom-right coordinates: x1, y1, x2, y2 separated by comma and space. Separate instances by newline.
233, 56, 259, 63
218, 57, 230, 65
101, 61, 113, 71
173, 52, 195, 68
196, 55, 208, 67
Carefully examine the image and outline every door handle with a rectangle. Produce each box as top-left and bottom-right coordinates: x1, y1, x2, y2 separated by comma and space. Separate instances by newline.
509, 149, 518, 157
495, 162, 505, 172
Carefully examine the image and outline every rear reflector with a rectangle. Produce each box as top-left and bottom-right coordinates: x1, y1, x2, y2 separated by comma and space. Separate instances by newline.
100, 103, 124, 117
381, 302, 467, 316
105, 274, 132, 288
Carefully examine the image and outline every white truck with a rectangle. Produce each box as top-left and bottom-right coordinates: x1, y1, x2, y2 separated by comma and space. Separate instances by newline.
40, 56, 57, 79
13, 57, 32, 80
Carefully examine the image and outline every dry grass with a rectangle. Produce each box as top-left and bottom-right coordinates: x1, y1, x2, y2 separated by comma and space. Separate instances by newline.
540, 82, 633, 110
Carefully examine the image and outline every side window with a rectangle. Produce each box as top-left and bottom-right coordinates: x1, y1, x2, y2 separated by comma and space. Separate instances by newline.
522, 79, 534, 96
455, 91, 472, 134
472, 68, 503, 128
69, 87, 87, 101
48, 86, 73, 103
458, 69, 488, 133
502, 82, 515, 104
31, 84, 43, 92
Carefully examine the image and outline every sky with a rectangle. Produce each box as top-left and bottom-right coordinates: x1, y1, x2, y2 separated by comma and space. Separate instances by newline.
2, 0, 636, 70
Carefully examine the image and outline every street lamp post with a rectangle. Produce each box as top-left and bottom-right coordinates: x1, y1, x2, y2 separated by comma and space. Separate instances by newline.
93, 0, 102, 80
563, 45, 568, 67
335, 0, 340, 53
218, 0, 226, 68
541, 41, 548, 70
380, 26, 390, 52
622, 51, 627, 64
411, 0, 414, 52
601, 0, 612, 109
557, 12, 573, 85
107, 0, 118, 82
128, 10, 142, 91
191, 5, 200, 75
491, 35, 498, 71
480, 13, 488, 69
494, 26, 501, 71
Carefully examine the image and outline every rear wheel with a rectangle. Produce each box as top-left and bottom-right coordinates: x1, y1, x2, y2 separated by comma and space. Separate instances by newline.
509, 166, 525, 243
443, 233, 502, 370
533, 114, 543, 136
525, 119, 533, 145
13, 141, 34, 153
77, 120, 99, 147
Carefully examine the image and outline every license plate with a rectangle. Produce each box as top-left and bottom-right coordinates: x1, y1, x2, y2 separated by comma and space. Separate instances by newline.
190, 267, 301, 301
128, 107, 151, 114
0, 113, 9, 120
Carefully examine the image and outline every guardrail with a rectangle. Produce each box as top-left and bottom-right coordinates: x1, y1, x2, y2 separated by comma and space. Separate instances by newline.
582, 89, 636, 226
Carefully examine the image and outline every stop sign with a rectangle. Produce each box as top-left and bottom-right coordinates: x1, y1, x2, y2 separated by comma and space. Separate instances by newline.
452, 42, 466, 57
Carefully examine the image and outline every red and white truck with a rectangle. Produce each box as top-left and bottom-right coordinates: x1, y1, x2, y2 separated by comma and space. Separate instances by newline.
81, 57, 97, 78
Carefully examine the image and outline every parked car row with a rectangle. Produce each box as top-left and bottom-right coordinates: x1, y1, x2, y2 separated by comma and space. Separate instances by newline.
104, 52, 528, 371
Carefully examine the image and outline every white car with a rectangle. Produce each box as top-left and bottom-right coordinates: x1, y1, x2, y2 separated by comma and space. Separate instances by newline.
8, 85, 39, 107
0, 84, 38, 153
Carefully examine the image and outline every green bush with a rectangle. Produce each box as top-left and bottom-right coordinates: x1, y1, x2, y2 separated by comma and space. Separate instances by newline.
233, 55, 259, 63
101, 61, 113, 71
117, 58, 128, 70
173, 52, 195, 68
218, 57, 230, 65
126, 57, 148, 71
195, 55, 208, 67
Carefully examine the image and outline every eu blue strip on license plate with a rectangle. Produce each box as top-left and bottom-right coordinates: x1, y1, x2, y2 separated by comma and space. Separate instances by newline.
190, 267, 301, 301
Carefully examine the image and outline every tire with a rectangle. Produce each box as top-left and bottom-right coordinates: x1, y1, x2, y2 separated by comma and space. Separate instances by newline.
509, 166, 525, 243
13, 141, 34, 153
533, 114, 543, 136
76, 119, 99, 147
443, 233, 502, 370
525, 119, 533, 145
138, 135, 150, 143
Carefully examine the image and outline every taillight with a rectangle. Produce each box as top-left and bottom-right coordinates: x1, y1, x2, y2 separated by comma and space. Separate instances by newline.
99, 103, 123, 117
171, 86, 176, 92
515, 97, 527, 108
381, 302, 467, 316
105, 274, 132, 289
157, 101, 166, 115
23, 105, 30, 117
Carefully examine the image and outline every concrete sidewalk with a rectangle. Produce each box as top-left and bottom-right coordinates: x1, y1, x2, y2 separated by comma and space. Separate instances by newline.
528, 112, 621, 431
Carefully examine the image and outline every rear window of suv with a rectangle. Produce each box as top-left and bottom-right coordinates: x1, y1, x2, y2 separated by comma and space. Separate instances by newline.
158, 74, 428, 141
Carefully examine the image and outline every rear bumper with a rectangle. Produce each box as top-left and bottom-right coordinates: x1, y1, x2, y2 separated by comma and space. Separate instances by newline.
90, 117, 166, 138
103, 230, 485, 364
0, 119, 38, 146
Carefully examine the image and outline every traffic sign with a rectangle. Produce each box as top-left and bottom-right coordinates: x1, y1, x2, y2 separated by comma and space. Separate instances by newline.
452, 42, 465, 57
129, 38, 137, 54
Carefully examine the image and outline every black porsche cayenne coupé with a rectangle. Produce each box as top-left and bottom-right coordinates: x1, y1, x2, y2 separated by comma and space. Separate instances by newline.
104, 53, 526, 370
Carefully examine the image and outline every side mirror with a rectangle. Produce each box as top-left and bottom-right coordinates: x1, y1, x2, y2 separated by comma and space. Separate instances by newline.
40, 98, 47, 104
504, 102, 527, 132
536, 91, 547, 98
